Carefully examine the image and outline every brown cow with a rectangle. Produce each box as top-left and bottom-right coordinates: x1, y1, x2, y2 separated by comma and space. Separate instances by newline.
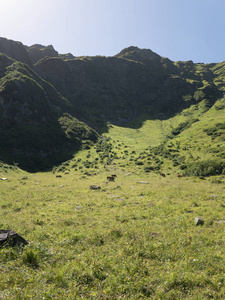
107, 176, 115, 181
56, 175, 62, 178
177, 174, 183, 178
159, 172, 166, 177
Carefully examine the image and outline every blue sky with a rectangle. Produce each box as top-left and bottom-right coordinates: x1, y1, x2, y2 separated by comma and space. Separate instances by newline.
0, 0, 225, 63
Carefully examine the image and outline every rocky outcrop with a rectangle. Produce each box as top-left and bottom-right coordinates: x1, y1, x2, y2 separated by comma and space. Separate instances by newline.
0, 37, 31, 65
0, 38, 75, 66
33, 52, 221, 125
27, 44, 59, 64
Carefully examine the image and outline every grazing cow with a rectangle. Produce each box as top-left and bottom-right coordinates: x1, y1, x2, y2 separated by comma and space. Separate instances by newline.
107, 176, 115, 181
64, 172, 69, 175
160, 172, 166, 177
111, 174, 117, 178
177, 174, 183, 178
56, 175, 62, 178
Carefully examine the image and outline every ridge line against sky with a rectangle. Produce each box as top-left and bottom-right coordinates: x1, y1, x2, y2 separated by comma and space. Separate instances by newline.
0, 0, 225, 63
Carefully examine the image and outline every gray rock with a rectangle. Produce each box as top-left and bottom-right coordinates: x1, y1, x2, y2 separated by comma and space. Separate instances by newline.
195, 217, 204, 226
75, 206, 83, 211
90, 185, 101, 190
0, 230, 28, 247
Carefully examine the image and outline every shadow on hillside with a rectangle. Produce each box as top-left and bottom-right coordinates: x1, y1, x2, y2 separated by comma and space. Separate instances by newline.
99, 95, 222, 134
0, 123, 83, 173
99, 110, 180, 134
0, 149, 78, 173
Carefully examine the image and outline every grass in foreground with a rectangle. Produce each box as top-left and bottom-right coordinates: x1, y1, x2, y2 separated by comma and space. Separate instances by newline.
0, 168, 225, 299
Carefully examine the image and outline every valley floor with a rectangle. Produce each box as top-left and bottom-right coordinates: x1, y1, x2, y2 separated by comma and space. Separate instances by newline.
0, 168, 225, 299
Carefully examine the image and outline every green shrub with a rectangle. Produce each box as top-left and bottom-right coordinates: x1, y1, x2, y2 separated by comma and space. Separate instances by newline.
136, 161, 144, 165
144, 166, 152, 172
211, 178, 222, 184
172, 118, 199, 136
184, 159, 225, 177
22, 248, 39, 268
204, 123, 225, 140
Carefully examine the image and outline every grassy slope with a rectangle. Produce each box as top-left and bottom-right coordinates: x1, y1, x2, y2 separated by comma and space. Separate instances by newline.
102, 98, 225, 175
0, 167, 225, 299
1, 99, 225, 298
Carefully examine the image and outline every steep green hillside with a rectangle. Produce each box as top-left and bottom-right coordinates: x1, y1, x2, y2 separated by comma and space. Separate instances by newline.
54, 98, 225, 179
0, 37, 225, 172
0, 55, 98, 171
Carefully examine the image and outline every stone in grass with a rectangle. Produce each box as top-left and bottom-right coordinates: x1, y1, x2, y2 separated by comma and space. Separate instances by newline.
0, 230, 28, 247
195, 217, 204, 226
75, 206, 83, 211
90, 185, 101, 190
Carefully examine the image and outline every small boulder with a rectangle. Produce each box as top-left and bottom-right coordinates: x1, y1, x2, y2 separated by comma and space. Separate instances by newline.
75, 206, 83, 211
195, 217, 204, 226
90, 185, 101, 190
0, 230, 28, 247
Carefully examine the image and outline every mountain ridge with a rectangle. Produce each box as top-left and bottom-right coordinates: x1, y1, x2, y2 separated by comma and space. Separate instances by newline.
0, 37, 224, 171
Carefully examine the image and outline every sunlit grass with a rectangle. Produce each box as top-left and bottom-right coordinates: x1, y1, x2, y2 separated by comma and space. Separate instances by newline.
0, 166, 225, 299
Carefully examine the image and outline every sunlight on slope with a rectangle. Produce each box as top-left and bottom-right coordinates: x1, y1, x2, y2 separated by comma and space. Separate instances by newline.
105, 120, 166, 150
105, 115, 192, 151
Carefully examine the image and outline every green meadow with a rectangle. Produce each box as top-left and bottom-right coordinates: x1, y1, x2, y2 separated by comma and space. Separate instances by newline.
1, 103, 225, 299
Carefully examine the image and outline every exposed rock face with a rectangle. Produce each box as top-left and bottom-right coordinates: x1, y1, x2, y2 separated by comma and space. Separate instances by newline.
115, 46, 162, 62
27, 44, 59, 64
34, 53, 221, 125
0, 37, 31, 65
0, 38, 75, 66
